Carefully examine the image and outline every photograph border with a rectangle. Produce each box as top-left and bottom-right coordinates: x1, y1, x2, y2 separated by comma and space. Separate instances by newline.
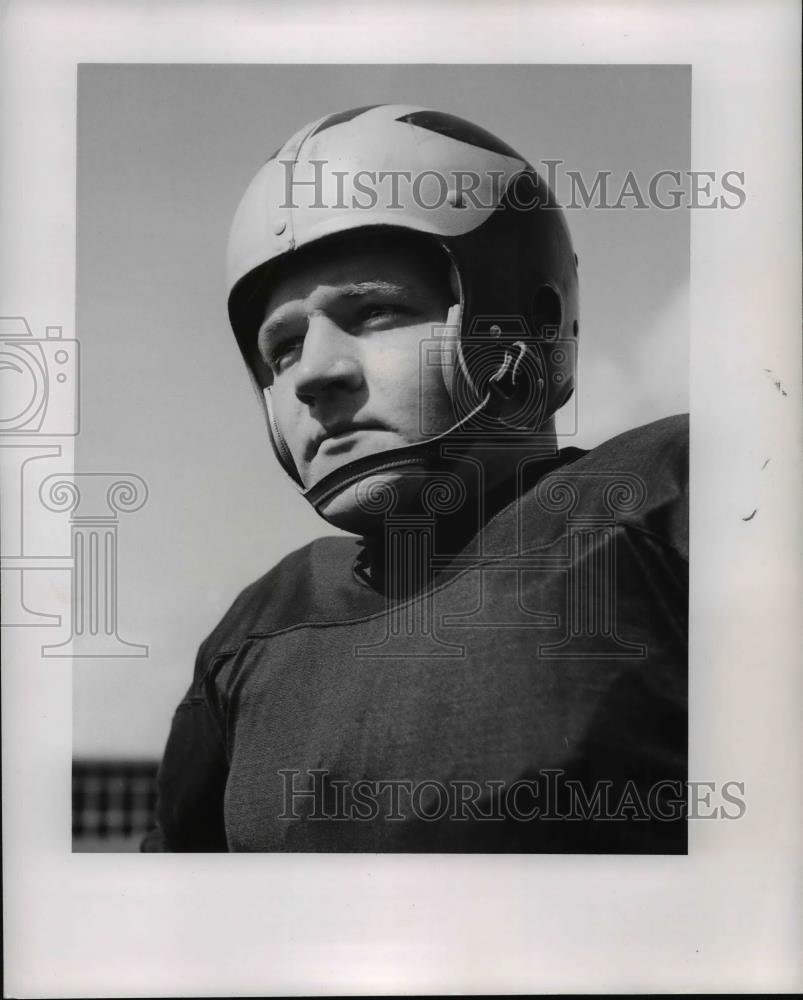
1, 1, 800, 995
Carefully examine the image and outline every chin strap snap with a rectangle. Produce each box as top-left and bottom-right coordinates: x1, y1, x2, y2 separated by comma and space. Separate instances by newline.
487, 340, 527, 404
483, 340, 547, 428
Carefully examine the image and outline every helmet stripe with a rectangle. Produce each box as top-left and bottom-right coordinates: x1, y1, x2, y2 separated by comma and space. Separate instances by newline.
395, 110, 523, 160
309, 104, 381, 137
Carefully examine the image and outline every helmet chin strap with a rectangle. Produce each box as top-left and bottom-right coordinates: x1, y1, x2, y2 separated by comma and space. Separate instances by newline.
300, 392, 493, 514
262, 301, 544, 519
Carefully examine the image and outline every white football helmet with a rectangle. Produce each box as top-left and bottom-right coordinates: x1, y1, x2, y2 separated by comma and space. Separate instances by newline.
226, 105, 578, 510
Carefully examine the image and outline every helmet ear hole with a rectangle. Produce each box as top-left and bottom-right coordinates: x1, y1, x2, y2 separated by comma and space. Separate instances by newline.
532, 284, 563, 338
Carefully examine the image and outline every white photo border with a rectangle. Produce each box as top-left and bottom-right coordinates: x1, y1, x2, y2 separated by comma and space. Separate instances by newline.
1, 1, 801, 995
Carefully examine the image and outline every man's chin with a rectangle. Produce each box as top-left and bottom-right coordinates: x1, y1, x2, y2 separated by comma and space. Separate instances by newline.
306, 431, 404, 483
314, 471, 423, 534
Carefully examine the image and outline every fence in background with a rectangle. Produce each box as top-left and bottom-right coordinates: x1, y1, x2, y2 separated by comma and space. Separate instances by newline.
72, 759, 158, 852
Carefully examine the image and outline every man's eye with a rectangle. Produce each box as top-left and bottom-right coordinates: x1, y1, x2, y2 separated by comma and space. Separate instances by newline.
267, 337, 303, 373
358, 304, 408, 325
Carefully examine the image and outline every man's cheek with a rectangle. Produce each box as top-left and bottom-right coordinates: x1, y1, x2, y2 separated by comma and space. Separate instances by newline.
272, 392, 301, 443
372, 342, 420, 383
417, 376, 454, 436
271, 413, 304, 474
289, 432, 309, 473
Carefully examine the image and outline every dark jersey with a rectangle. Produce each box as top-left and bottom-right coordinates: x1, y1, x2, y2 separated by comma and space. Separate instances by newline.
143, 414, 688, 853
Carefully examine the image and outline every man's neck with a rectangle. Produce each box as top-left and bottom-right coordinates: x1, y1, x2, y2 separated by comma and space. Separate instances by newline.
356, 431, 567, 597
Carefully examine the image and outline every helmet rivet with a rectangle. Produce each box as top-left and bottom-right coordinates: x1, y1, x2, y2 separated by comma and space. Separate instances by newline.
272, 219, 287, 236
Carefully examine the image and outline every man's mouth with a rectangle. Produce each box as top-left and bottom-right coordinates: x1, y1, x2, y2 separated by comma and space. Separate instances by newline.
309, 421, 387, 459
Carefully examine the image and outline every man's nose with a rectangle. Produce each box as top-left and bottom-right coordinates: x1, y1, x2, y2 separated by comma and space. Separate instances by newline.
293, 315, 364, 404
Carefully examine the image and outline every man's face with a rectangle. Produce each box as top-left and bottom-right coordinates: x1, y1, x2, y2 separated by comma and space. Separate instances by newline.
257, 236, 457, 493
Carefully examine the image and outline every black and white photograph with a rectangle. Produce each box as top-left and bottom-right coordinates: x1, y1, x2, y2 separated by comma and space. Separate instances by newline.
2, 1, 800, 995
74, 64, 691, 855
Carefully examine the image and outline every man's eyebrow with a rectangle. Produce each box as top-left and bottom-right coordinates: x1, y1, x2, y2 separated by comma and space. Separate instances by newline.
337, 280, 409, 298
258, 280, 410, 343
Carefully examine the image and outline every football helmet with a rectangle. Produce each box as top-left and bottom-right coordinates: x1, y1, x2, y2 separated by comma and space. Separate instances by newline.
226, 105, 578, 510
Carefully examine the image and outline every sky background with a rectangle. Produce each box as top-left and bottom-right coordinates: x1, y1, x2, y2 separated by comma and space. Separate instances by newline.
74, 64, 690, 758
